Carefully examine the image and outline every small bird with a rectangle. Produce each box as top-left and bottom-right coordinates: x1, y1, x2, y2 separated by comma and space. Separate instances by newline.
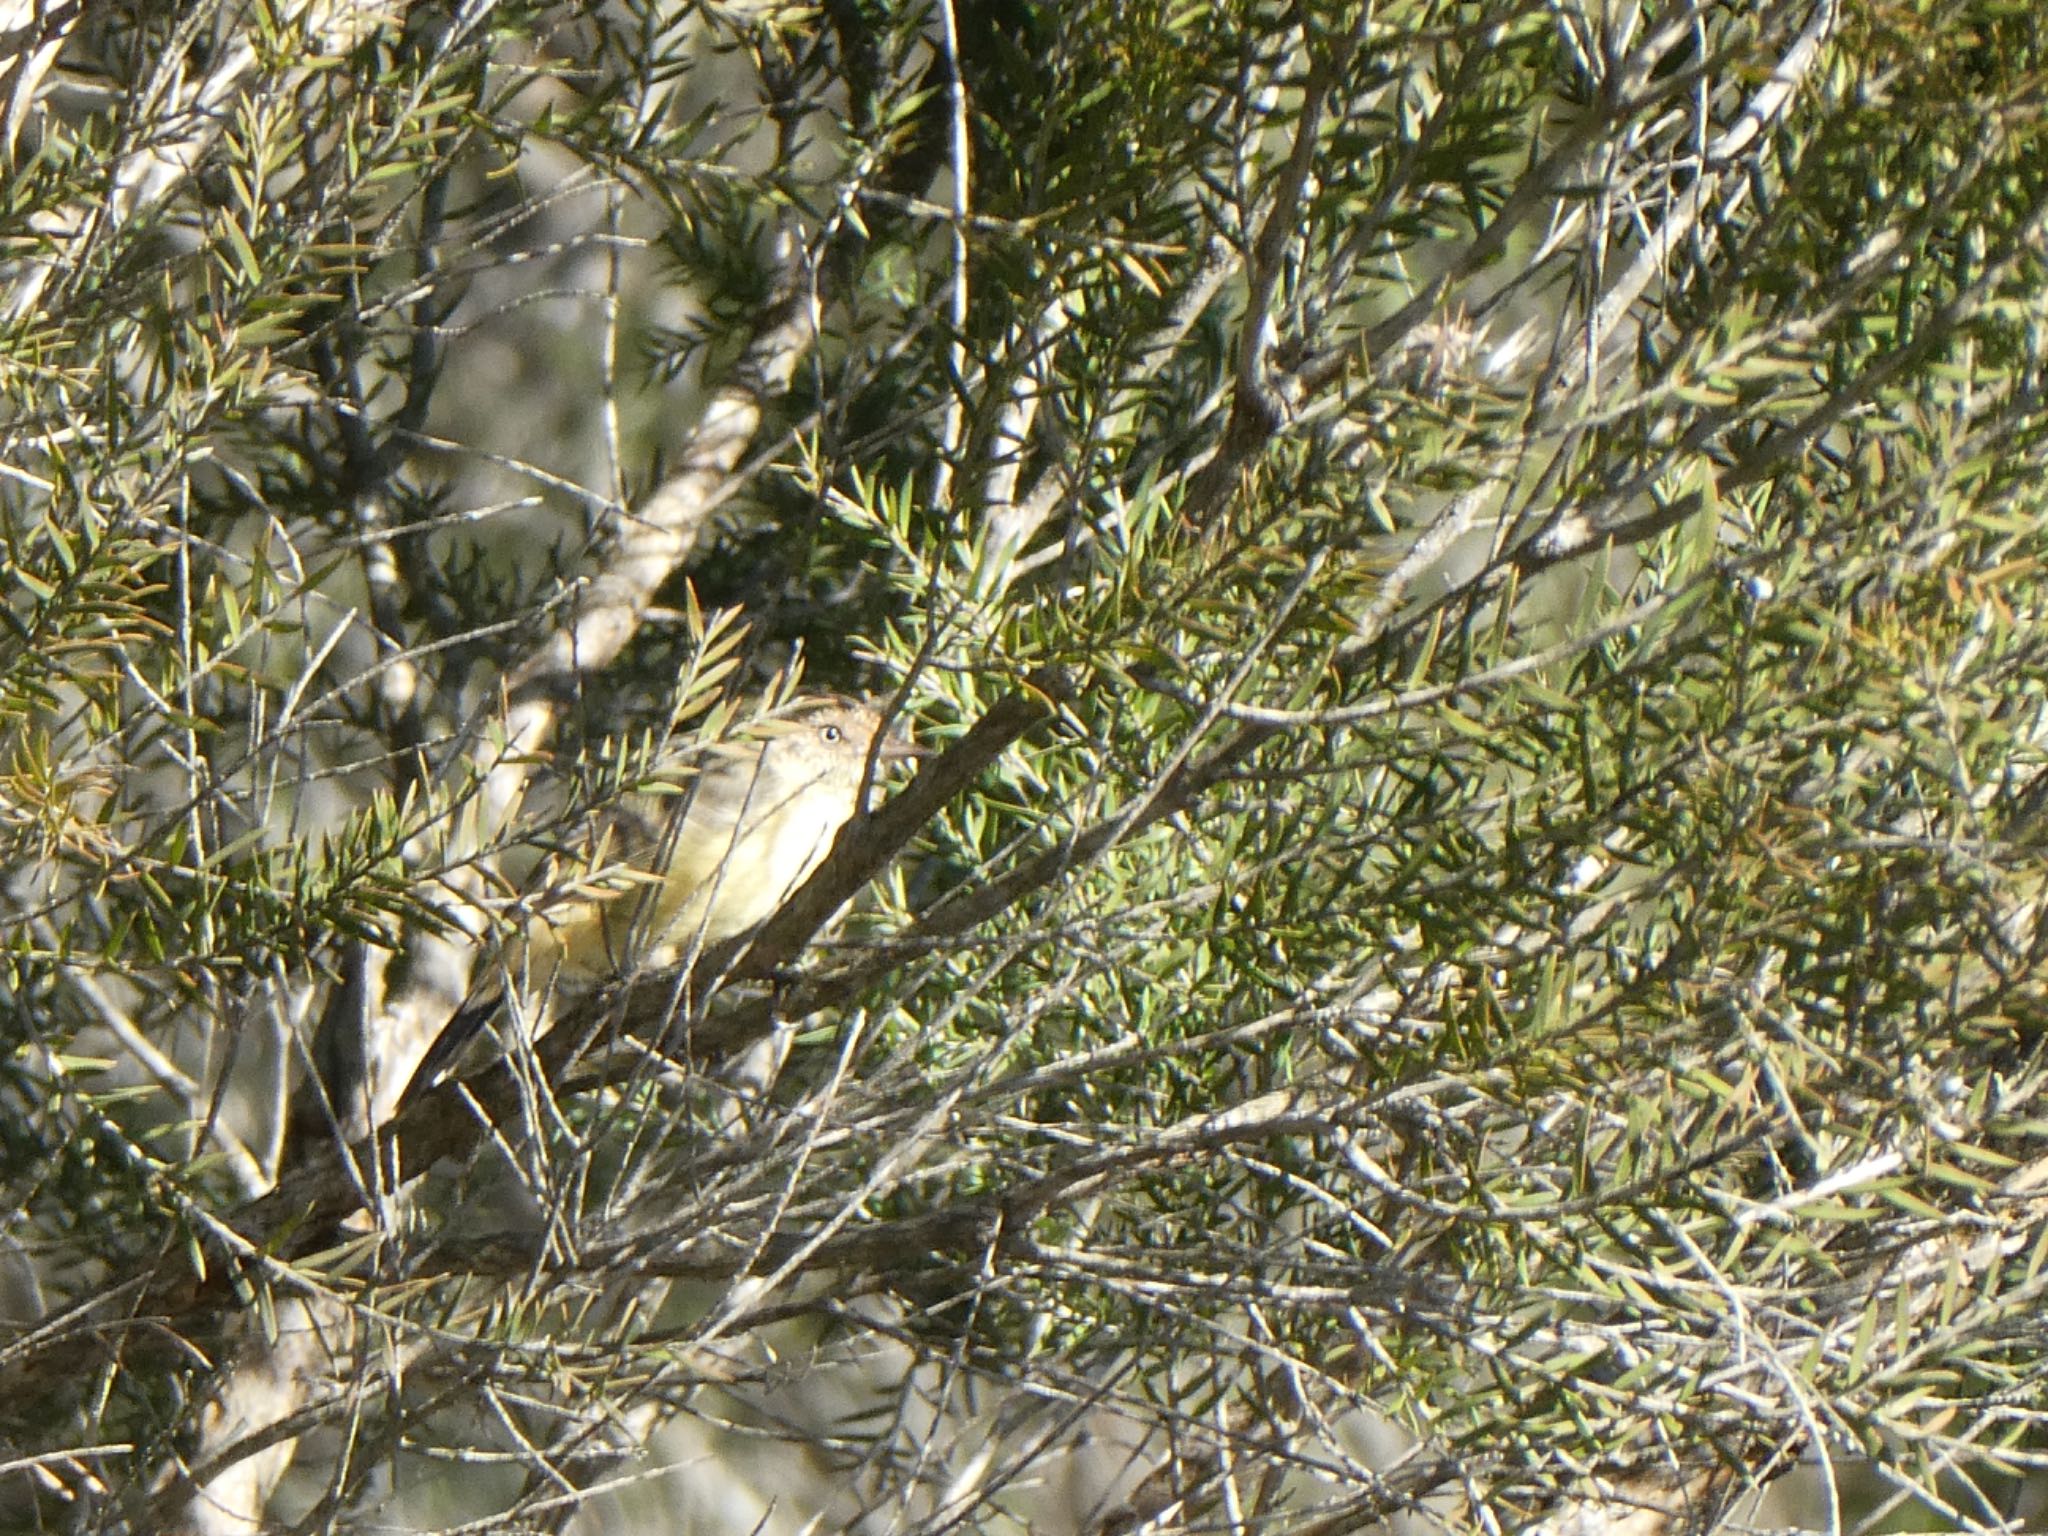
411, 696, 921, 1091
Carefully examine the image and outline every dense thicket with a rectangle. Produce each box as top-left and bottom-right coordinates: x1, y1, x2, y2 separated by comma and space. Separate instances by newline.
5, 3, 2048, 1533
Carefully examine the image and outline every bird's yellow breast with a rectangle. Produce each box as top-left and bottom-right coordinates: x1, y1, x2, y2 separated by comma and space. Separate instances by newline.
517, 747, 860, 987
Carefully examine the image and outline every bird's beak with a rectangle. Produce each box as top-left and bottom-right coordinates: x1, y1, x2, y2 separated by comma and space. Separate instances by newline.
878, 733, 929, 765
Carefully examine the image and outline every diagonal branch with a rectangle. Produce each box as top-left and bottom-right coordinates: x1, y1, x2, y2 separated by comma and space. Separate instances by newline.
180, 202, 824, 1536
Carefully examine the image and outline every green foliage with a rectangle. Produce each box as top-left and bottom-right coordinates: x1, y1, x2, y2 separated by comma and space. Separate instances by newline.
9, 1, 2048, 1533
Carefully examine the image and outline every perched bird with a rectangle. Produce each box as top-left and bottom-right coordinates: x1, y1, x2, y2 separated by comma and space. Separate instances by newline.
411, 696, 921, 1091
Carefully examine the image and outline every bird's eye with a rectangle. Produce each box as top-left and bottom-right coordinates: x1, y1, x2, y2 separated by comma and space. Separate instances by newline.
822, 724, 842, 743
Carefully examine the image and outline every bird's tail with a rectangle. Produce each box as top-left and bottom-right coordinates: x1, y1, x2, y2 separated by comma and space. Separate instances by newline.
406, 993, 504, 1101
